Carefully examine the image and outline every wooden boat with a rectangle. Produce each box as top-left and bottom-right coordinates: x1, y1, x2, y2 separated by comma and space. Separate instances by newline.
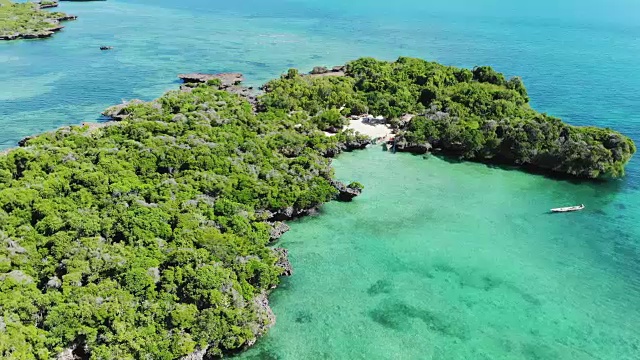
551, 204, 585, 213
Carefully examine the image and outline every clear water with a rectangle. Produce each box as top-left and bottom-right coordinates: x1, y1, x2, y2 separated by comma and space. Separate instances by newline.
240, 149, 640, 359
1, 1, 639, 359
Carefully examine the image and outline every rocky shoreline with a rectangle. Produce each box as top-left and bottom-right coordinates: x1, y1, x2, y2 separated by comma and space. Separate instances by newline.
102, 71, 377, 159
3, 56, 635, 359
37, 1, 59, 9
6, 69, 368, 359
0, 1, 77, 41
104, 72, 365, 359
178, 72, 259, 108
308, 65, 346, 77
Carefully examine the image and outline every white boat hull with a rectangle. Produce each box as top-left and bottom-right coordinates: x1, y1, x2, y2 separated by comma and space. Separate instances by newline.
551, 205, 585, 213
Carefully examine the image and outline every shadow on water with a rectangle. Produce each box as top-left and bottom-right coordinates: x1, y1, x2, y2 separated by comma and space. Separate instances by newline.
368, 300, 469, 339
95, 114, 113, 123
273, 276, 292, 292
433, 153, 627, 190
367, 279, 393, 296
615, 203, 627, 210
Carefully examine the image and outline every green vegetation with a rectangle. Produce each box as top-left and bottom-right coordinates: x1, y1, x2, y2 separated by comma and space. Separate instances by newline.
0, 84, 365, 359
262, 57, 635, 178
0, 56, 634, 360
311, 108, 348, 132
0, 0, 74, 40
347, 182, 364, 191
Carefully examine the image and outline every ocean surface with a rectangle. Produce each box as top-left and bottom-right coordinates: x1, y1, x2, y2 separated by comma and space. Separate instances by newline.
1, 0, 640, 359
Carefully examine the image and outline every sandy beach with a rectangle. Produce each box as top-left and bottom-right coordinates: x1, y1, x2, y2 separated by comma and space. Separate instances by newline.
345, 119, 392, 139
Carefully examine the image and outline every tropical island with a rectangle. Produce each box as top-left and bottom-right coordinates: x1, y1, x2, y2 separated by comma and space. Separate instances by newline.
0, 0, 76, 41
263, 57, 636, 179
0, 57, 634, 359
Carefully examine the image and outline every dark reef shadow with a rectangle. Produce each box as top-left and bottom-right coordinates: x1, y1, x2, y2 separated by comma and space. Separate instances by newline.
615, 203, 627, 210
367, 279, 393, 296
368, 301, 468, 339
95, 114, 113, 123
294, 309, 313, 324
432, 153, 626, 189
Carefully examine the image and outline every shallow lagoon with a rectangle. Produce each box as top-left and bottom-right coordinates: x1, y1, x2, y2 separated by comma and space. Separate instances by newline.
239, 149, 640, 359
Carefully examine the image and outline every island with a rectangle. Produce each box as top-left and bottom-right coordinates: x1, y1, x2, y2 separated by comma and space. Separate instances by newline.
262, 57, 636, 179
37, 1, 59, 9
0, 57, 634, 360
0, 0, 76, 41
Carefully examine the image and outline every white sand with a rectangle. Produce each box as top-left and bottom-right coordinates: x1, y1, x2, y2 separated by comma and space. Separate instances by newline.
345, 119, 392, 139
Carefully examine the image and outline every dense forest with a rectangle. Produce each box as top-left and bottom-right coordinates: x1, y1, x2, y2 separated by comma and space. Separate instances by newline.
0, 57, 634, 359
0, 0, 75, 40
263, 57, 635, 178
0, 84, 365, 359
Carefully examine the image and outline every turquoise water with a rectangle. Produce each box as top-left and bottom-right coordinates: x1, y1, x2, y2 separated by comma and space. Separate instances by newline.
239, 150, 640, 359
1, 0, 640, 358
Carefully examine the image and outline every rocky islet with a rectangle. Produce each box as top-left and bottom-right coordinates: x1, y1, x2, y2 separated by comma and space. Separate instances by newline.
0, 0, 77, 40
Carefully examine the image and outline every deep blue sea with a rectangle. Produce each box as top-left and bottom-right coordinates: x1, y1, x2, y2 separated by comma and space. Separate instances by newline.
1, 1, 640, 359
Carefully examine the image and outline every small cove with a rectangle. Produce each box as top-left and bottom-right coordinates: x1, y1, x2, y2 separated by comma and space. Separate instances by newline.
239, 148, 640, 359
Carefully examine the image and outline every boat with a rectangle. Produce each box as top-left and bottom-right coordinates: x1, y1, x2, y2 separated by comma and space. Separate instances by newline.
550, 204, 585, 213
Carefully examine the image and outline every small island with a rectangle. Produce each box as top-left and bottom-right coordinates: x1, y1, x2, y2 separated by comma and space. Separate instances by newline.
37, 1, 59, 9
263, 57, 635, 179
0, 57, 634, 359
0, 0, 76, 41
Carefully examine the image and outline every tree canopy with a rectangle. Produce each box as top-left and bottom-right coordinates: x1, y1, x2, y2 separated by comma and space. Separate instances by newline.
262, 57, 635, 178
0, 56, 635, 360
0, 84, 364, 359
